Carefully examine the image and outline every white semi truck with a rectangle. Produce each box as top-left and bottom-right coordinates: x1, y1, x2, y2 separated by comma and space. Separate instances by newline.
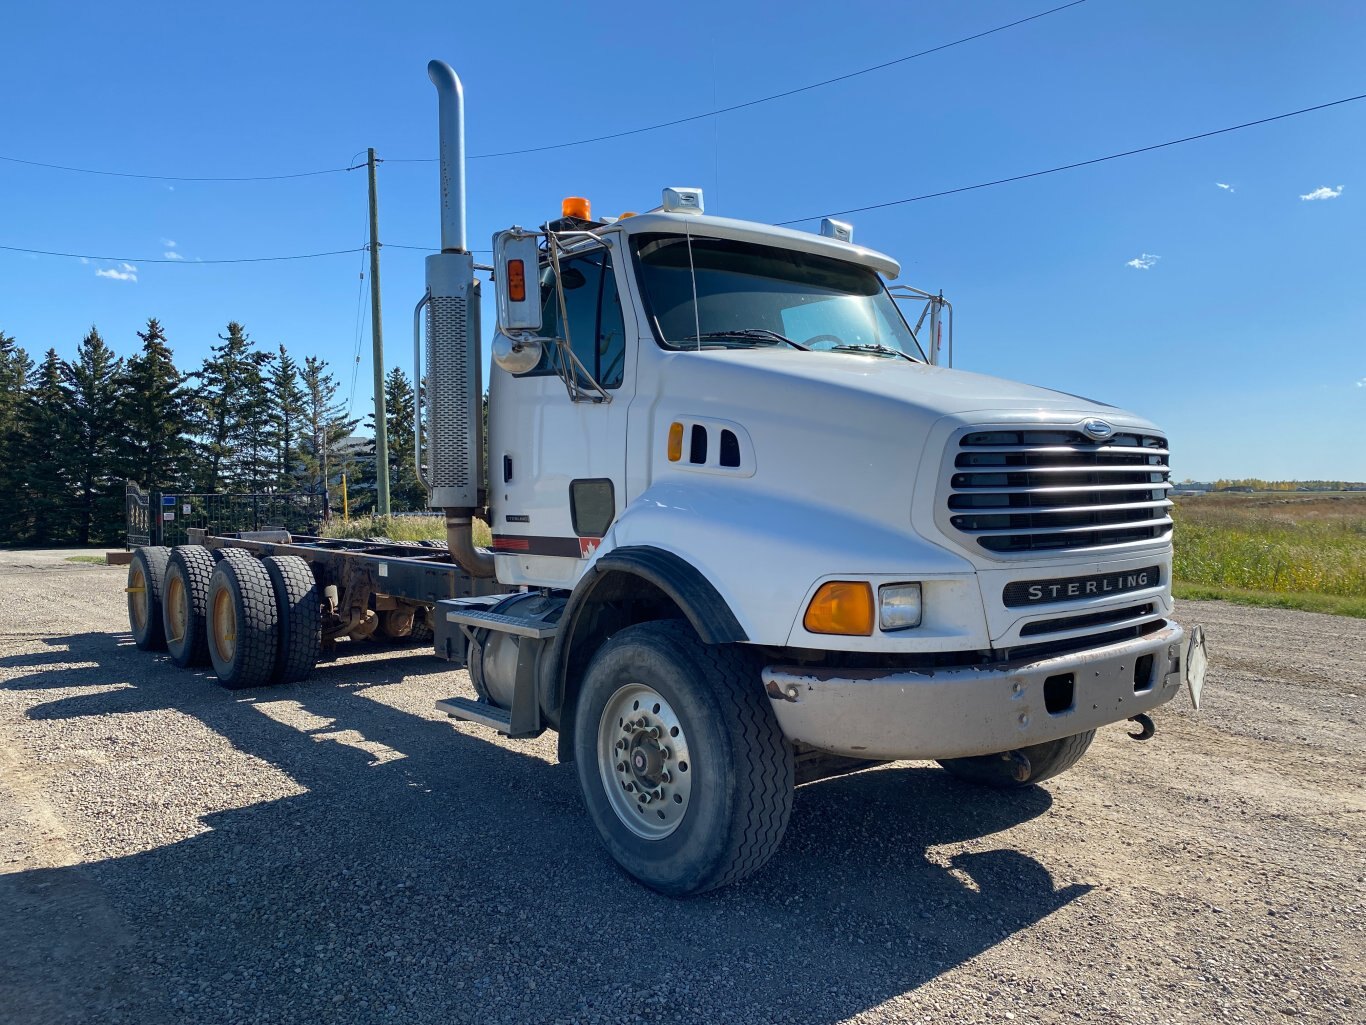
125, 60, 1206, 896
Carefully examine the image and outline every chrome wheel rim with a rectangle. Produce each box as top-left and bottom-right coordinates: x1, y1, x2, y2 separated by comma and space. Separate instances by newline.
597, 683, 693, 840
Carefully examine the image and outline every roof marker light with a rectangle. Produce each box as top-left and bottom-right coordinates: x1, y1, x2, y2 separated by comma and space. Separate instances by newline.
820, 218, 853, 243
662, 187, 704, 215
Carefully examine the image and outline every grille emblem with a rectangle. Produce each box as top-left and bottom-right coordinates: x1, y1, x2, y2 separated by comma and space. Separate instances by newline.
1081, 419, 1114, 441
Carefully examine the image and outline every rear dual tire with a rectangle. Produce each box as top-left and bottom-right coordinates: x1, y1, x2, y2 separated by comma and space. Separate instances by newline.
145, 545, 318, 688
163, 546, 217, 667
127, 546, 170, 651
262, 555, 320, 684
206, 558, 280, 690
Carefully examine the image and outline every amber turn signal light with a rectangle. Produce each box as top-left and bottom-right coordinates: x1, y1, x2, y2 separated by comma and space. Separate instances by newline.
506, 258, 526, 303
667, 422, 684, 462
803, 581, 874, 636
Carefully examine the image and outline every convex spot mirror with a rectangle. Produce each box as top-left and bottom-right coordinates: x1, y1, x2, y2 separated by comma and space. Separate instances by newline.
491, 331, 542, 375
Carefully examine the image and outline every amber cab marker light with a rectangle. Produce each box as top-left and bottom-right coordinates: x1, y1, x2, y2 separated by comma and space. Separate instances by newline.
803, 581, 874, 636
667, 422, 684, 462
506, 259, 526, 303
562, 196, 591, 221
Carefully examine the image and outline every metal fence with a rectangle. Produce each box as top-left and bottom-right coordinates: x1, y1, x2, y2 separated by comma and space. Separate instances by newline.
125, 482, 326, 548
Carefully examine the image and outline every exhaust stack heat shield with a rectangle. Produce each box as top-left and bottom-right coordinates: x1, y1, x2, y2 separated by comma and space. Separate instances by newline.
425, 252, 482, 510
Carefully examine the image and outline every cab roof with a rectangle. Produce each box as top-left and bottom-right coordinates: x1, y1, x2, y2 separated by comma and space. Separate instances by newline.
609, 211, 901, 280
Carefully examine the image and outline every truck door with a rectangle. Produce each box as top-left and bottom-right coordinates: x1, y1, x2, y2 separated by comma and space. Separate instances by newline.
487, 243, 632, 588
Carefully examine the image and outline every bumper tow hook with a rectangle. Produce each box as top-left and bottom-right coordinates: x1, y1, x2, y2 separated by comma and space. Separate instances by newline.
1005, 750, 1032, 782
1127, 713, 1156, 741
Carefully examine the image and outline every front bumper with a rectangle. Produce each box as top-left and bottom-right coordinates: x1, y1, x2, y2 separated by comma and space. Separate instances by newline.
761, 621, 1185, 761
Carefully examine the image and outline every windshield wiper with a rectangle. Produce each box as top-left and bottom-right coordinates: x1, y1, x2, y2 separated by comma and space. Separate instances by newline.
682, 329, 809, 351
828, 342, 917, 363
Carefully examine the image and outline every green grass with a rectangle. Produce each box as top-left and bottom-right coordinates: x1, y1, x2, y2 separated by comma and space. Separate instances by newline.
1173, 493, 1366, 617
320, 514, 491, 547
65, 555, 111, 565
1174, 583, 1366, 619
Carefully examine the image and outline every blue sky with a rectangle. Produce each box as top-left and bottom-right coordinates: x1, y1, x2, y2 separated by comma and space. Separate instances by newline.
2, 0, 1362, 482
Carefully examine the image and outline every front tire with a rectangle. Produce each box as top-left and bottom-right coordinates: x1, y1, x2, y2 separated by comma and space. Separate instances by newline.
572, 621, 793, 896
937, 730, 1096, 788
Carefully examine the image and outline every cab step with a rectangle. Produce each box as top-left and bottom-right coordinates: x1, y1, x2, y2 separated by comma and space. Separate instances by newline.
433, 596, 554, 739
436, 695, 517, 734
442, 605, 560, 639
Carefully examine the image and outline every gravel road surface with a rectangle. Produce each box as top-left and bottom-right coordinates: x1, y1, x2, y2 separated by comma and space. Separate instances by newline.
1, 549, 1361, 1024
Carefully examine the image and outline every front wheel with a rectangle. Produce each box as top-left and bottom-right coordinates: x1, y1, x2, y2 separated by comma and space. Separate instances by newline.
937, 730, 1096, 788
572, 621, 793, 897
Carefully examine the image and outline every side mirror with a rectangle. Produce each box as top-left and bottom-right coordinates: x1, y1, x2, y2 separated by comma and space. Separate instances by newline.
493, 229, 543, 333
491, 331, 542, 375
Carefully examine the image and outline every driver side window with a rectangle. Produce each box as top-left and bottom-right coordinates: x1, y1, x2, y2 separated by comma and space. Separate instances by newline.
528, 248, 625, 389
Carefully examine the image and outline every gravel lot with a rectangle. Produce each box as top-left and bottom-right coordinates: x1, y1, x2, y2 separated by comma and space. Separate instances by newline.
1, 548, 1361, 1025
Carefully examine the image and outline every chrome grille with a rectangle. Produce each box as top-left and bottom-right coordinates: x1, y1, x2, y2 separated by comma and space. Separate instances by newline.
945, 428, 1172, 555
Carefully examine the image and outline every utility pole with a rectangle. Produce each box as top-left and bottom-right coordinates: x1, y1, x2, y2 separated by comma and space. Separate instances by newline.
367, 147, 391, 516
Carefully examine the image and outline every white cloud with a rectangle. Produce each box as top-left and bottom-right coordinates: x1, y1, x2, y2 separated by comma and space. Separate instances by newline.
161, 238, 177, 248
1300, 185, 1343, 201
79, 257, 89, 265
1126, 253, 1160, 270
163, 250, 185, 260
95, 262, 138, 282
1357, 377, 1366, 388
1215, 182, 1234, 192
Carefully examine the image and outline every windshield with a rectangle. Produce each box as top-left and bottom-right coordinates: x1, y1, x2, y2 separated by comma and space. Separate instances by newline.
631, 233, 926, 360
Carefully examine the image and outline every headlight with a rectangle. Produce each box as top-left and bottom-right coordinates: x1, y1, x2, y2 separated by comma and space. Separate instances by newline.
878, 583, 922, 630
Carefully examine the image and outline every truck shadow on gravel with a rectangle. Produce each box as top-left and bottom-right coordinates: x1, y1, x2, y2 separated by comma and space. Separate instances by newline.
4, 630, 1090, 1025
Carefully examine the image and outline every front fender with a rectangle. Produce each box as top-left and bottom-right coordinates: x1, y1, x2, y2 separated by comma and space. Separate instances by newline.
589, 480, 981, 649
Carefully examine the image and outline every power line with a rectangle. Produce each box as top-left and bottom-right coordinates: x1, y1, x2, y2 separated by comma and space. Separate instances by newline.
1, 3, 1084, 183
0, 153, 358, 182
0, 244, 365, 264
387, 0, 1090, 162
777, 91, 1366, 224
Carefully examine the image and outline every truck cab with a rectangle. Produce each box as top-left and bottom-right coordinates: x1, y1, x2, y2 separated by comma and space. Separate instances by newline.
423, 184, 1199, 893
413, 63, 1204, 896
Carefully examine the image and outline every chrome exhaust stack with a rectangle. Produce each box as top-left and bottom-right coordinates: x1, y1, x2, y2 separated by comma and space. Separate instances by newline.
422, 60, 494, 577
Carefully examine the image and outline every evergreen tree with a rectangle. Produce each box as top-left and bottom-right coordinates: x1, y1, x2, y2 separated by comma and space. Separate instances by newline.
299, 356, 358, 515
118, 318, 192, 492
269, 345, 307, 491
64, 327, 126, 544
21, 350, 75, 544
0, 332, 34, 544
192, 322, 272, 492
233, 346, 276, 492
